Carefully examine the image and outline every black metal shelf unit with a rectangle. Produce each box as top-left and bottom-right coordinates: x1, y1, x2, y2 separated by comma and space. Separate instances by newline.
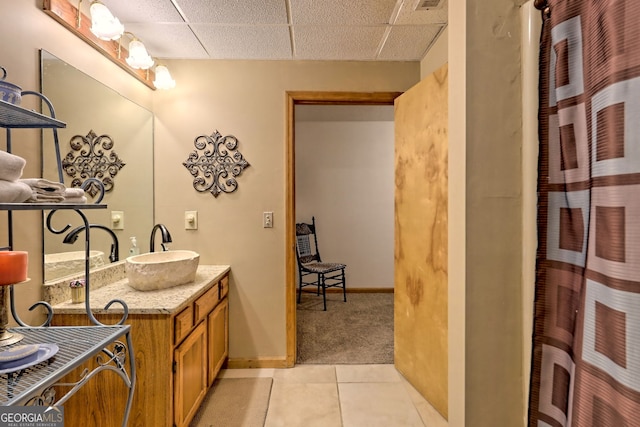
0, 97, 135, 426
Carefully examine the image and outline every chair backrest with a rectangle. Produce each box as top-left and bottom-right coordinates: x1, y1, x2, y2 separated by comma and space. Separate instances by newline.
295, 216, 321, 264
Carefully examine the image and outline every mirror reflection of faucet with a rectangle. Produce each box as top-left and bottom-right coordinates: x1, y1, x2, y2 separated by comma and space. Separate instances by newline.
150, 224, 172, 252
129, 237, 140, 256
62, 224, 119, 263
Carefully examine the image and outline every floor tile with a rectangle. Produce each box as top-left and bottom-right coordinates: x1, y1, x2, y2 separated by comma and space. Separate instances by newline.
339, 382, 425, 427
273, 364, 336, 383
264, 382, 342, 427
336, 364, 402, 383
218, 368, 276, 378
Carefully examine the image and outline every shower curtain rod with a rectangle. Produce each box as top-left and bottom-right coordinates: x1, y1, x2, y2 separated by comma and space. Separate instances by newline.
533, 0, 547, 10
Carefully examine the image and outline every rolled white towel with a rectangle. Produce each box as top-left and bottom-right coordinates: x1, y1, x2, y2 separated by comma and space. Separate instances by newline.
63, 187, 85, 198
63, 187, 86, 204
0, 179, 32, 203
19, 178, 65, 195
0, 151, 26, 182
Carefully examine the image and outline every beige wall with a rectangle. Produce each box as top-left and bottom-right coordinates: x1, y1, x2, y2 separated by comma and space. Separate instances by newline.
420, 26, 449, 79
152, 60, 418, 360
296, 118, 394, 288
448, 0, 528, 425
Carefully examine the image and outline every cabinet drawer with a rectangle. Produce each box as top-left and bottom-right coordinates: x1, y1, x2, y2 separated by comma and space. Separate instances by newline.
219, 275, 229, 300
174, 305, 194, 344
194, 285, 218, 324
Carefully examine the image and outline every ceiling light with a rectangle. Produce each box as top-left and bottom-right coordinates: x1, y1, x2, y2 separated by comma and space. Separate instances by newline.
153, 65, 176, 90
89, 1, 124, 41
126, 38, 155, 70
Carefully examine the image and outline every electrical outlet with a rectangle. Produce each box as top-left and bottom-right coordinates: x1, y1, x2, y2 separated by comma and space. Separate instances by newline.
111, 211, 124, 230
263, 211, 273, 228
185, 211, 198, 230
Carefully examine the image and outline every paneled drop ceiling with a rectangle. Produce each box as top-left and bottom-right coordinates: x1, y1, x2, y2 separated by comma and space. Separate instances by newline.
99, 0, 447, 61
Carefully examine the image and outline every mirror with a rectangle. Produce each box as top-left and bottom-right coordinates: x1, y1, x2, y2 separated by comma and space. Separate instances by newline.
40, 50, 154, 283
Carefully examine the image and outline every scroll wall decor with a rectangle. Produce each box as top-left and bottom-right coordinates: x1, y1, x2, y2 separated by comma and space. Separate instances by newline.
62, 130, 126, 197
183, 130, 250, 198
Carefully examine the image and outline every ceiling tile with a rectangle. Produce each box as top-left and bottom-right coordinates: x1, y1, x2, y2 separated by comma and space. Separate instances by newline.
174, 0, 289, 24
103, 0, 184, 23
191, 24, 292, 59
290, 0, 398, 25
294, 26, 387, 60
378, 24, 444, 60
123, 23, 209, 59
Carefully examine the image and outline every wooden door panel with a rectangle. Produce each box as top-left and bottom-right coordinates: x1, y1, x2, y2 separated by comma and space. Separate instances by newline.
394, 63, 448, 418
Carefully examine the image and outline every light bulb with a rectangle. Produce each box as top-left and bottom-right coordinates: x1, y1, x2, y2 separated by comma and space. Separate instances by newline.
89, 1, 124, 41
153, 65, 176, 90
126, 39, 154, 70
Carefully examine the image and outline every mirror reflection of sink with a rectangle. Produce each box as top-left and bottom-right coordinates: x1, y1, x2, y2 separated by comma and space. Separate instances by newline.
45, 251, 105, 282
125, 250, 200, 291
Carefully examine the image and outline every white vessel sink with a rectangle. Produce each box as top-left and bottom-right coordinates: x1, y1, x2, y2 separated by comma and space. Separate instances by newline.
125, 250, 200, 291
45, 250, 105, 281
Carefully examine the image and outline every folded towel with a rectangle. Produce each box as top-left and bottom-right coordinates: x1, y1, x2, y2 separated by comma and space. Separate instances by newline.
19, 178, 65, 195
0, 151, 26, 182
26, 191, 65, 203
63, 187, 85, 198
0, 180, 32, 203
63, 196, 87, 204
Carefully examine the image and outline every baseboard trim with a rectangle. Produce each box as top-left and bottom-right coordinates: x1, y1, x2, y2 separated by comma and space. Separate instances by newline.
227, 357, 289, 369
303, 287, 394, 294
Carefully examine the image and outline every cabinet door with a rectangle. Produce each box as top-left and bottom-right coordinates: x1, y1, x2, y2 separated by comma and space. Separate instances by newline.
174, 321, 207, 427
207, 297, 229, 387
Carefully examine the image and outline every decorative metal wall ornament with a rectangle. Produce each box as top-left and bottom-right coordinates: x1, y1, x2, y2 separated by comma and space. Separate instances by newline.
62, 130, 126, 198
183, 130, 251, 198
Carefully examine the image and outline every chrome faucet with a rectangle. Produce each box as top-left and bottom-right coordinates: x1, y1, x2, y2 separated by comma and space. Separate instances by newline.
150, 224, 172, 252
63, 224, 119, 263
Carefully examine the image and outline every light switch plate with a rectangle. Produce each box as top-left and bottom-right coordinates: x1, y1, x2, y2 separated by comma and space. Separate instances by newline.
263, 211, 273, 228
111, 211, 124, 230
185, 211, 198, 230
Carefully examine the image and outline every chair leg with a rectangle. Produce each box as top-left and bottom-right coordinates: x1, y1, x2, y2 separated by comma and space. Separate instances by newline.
341, 268, 347, 302
321, 273, 327, 311
297, 273, 302, 304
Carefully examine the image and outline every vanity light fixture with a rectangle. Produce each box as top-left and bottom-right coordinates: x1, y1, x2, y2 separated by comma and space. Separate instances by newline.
153, 65, 176, 90
88, 0, 124, 41
43, 0, 156, 89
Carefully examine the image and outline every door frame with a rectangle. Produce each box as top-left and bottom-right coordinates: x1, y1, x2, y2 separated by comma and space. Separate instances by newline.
285, 91, 402, 366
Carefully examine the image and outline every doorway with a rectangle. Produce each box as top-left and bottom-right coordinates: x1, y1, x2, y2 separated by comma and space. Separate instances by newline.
285, 91, 402, 366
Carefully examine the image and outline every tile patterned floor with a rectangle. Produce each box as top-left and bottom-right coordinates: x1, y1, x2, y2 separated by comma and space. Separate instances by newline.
219, 364, 449, 427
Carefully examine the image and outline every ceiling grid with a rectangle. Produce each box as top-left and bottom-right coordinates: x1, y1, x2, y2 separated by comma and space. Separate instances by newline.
100, 0, 447, 61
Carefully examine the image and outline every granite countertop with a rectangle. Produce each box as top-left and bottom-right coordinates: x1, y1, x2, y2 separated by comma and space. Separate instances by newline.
52, 265, 230, 315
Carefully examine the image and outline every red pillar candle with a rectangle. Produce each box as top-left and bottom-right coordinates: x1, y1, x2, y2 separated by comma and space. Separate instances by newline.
0, 251, 28, 286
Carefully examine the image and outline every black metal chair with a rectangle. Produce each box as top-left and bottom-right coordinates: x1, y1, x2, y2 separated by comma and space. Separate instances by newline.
295, 216, 347, 311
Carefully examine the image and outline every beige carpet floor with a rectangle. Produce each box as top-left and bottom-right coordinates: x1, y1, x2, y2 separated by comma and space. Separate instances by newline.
296, 292, 394, 364
190, 377, 273, 427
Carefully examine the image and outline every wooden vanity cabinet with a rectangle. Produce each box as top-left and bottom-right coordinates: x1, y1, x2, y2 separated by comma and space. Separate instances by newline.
208, 298, 229, 387
53, 271, 230, 427
174, 321, 207, 427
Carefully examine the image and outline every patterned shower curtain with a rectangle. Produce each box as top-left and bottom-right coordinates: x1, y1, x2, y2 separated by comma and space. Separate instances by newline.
529, 0, 640, 425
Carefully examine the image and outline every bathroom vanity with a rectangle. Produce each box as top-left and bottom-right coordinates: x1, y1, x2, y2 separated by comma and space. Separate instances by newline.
51, 265, 230, 427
